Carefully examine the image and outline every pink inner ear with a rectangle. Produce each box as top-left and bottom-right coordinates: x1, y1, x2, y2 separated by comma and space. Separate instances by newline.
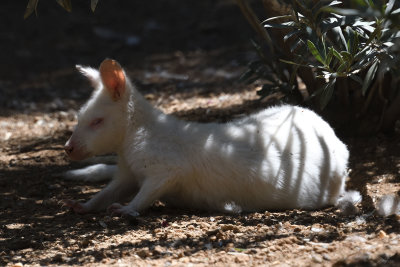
108, 78, 119, 92
99, 59, 126, 101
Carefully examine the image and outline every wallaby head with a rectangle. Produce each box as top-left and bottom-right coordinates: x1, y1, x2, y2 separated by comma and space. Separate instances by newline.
65, 59, 129, 161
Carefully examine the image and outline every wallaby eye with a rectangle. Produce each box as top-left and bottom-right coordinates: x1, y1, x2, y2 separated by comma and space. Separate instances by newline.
90, 118, 104, 129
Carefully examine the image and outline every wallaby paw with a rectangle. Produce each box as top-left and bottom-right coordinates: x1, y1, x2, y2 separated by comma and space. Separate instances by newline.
62, 199, 89, 214
107, 203, 140, 217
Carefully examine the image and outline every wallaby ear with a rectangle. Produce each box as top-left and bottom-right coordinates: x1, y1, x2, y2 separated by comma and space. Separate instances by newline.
99, 59, 126, 101
76, 65, 101, 88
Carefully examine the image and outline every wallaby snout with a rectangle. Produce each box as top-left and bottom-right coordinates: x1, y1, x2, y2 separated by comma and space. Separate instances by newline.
64, 139, 74, 155
64, 138, 88, 161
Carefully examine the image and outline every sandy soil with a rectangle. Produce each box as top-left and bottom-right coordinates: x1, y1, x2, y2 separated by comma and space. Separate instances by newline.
0, 1, 399, 266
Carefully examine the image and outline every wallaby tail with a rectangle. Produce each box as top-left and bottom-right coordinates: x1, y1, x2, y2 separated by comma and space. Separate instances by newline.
62, 164, 117, 182
336, 190, 362, 215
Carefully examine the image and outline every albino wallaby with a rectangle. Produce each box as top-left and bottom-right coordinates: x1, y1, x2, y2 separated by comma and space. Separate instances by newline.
63, 59, 361, 217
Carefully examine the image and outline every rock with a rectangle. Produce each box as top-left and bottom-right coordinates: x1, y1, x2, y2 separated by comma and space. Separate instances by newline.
99, 220, 107, 228
345, 235, 366, 243
247, 249, 258, 254
311, 254, 323, 263
311, 226, 324, 233
152, 245, 163, 256
322, 254, 331, 261
221, 224, 239, 233
200, 222, 210, 229
176, 251, 185, 258
52, 253, 66, 263
378, 230, 387, 239
225, 243, 235, 252
136, 248, 150, 258
178, 256, 189, 263
80, 238, 92, 248
216, 231, 225, 240
204, 243, 213, 250
228, 252, 249, 263
354, 252, 371, 262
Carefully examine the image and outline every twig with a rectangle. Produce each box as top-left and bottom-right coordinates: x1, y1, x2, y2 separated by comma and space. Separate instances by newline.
359, 78, 379, 117
235, 0, 275, 54
382, 81, 400, 132
376, 80, 388, 131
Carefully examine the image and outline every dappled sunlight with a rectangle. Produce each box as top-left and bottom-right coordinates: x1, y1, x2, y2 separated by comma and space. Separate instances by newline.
1, 110, 400, 266
1, 0, 400, 266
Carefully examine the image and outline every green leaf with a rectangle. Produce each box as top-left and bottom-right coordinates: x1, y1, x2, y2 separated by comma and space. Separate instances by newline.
331, 47, 344, 63
284, 29, 301, 42
290, 39, 304, 53
328, 8, 363, 16
56, 0, 72, 12
336, 62, 348, 73
350, 29, 359, 55
264, 21, 295, 29
320, 78, 336, 110
262, 15, 293, 24
307, 40, 325, 65
24, 0, 39, 19
313, 0, 342, 19
340, 51, 352, 63
392, 8, 400, 15
353, 45, 373, 61
345, 26, 359, 55
333, 26, 348, 51
325, 47, 334, 67
361, 60, 378, 95
364, 22, 381, 47
351, 50, 378, 71
91, 0, 99, 12
280, 59, 319, 69
385, 0, 396, 15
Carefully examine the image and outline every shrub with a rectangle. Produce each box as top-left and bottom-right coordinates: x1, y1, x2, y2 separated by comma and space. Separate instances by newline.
24, 0, 99, 19
25, 0, 400, 134
237, 0, 400, 134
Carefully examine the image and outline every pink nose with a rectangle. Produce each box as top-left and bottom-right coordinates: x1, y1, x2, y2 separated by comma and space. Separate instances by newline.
64, 141, 74, 155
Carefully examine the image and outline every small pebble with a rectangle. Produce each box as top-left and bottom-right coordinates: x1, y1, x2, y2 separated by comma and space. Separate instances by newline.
136, 249, 150, 258
377, 230, 387, 239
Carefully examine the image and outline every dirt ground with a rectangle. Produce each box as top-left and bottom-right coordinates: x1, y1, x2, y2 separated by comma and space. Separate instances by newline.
1, 1, 399, 266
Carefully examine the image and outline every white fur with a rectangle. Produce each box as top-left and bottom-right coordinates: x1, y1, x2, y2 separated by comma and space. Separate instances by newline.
64, 60, 360, 215
377, 195, 400, 216
336, 190, 362, 215
63, 164, 117, 182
